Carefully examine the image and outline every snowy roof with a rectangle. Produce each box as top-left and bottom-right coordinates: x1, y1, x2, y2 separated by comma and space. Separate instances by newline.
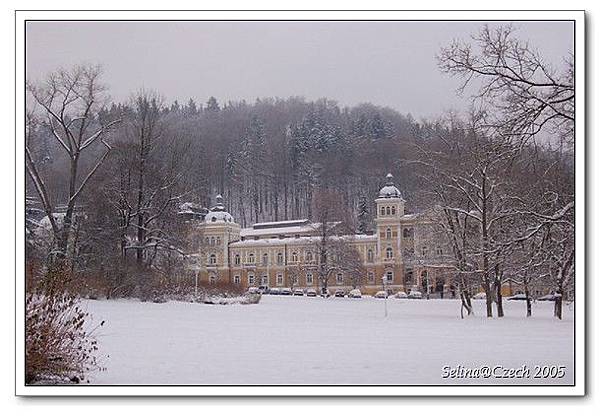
230, 234, 376, 248
252, 219, 310, 229
240, 223, 319, 237
378, 173, 402, 199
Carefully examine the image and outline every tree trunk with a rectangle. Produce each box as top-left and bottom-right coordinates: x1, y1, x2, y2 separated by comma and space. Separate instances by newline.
525, 285, 532, 317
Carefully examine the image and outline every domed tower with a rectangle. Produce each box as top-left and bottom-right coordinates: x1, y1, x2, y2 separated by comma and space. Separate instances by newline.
198, 194, 241, 283
374, 173, 405, 287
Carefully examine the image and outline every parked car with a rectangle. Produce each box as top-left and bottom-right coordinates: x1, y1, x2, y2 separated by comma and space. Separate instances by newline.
306, 288, 317, 297
472, 292, 487, 300
268, 288, 280, 295
320, 288, 331, 297
507, 293, 529, 301
247, 287, 259, 294
537, 293, 561, 301
408, 290, 422, 299
348, 289, 362, 298
334, 289, 346, 297
258, 285, 270, 294
374, 291, 388, 299
293, 289, 304, 296
395, 291, 408, 299
280, 287, 292, 295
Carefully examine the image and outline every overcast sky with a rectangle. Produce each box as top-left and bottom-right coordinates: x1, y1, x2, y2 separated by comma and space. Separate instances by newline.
26, 21, 573, 119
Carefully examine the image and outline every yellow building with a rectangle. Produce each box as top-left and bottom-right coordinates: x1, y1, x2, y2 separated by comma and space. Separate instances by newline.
190, 174, 455, 296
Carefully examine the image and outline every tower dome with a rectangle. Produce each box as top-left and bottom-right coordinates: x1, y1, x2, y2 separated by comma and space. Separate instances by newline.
378, 173, 402, 199
204, 194, 235, 223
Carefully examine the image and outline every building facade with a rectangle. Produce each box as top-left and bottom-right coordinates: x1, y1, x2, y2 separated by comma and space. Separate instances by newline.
189, 174, 457, 296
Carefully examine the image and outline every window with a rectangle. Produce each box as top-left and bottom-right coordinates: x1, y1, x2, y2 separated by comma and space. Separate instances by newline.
211, 217, 216, 222
436, 247, 443, 256
210, 237, 215, 246
209, 254, 217, 265
262, 253, 268, 266
209, 274, 217, 283
380, 207, 385, 216
277, 252, 284, 265
405, 270, 413, 285
368, 271, 375, 283
276, 274, 283, 286
306, 251, 313, 262
306, 273, 313, 285
386, 228, 392, 239
386, 206, 391, 215
391, 206, 396, 215
234, 254, 240, 265
261, 275, 268, 285
367, 249, 374, 262
248, 253, 255, 264
205, 237, 209, 245
386, 271, 394, 282
248, 274, 255, 285
386, 247, 393, 259
216, 237, 221, 245
233, 275, 240, 284
336, 273, 343, 285
421, 246, 428, 257
291, 252, 298, 262
403, 228, 412, 238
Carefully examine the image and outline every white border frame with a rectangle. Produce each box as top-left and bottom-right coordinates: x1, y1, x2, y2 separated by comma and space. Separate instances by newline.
15, 9, 585, 396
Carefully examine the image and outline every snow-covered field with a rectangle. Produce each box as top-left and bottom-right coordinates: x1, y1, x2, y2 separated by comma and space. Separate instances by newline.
85, 296, 574, 385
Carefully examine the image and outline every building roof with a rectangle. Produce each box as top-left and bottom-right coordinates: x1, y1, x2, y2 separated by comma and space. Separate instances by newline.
378, 173, 403, 199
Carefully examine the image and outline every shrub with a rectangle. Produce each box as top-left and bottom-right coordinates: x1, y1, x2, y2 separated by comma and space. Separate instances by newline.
25, 291, 104, 384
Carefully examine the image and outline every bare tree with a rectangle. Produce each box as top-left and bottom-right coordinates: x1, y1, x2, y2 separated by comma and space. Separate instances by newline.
26, 64, 121, 272
438, 24, 574, 146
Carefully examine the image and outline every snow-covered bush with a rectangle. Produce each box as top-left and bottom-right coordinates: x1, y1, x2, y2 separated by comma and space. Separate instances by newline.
25, 292, 103, 384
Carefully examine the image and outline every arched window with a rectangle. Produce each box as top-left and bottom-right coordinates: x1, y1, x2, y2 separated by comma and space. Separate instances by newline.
386, 247, 393, 259
386, 228, 392, 239
277, 252, 284, 265
386, 206, 391, 215
262, 253, 268, 265
209, 254, 217, 265
248, 253, 255, 264
306, 251, 313, 262
209, 274, 217, 283
421, 246, 428, 257
380, 207, 385, 216
367, 249, 374, 262
234, 254, 240, 265
391, 206, 396, 215
291, 252, 298, 262
211, 217, 216, 222
306, 273, 313, 285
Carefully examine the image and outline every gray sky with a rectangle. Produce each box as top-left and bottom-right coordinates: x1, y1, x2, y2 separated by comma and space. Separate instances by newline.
26, 21, 573, 119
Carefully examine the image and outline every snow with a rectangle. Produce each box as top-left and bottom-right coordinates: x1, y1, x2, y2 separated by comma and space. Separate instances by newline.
85, 297, 574, 385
